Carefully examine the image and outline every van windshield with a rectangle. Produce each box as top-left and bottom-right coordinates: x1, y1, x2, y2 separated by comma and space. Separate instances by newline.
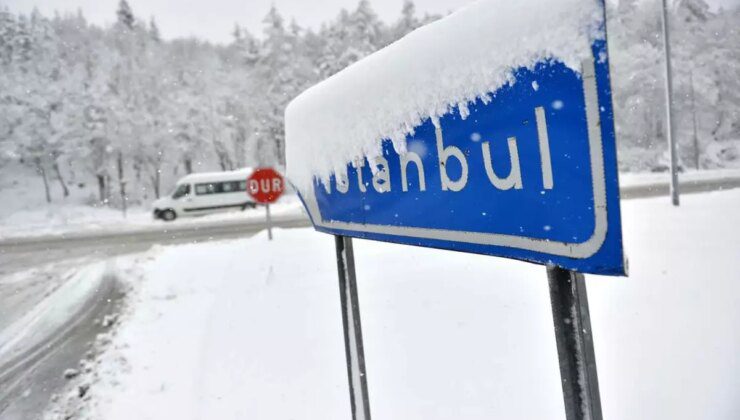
172, 184, 190, 199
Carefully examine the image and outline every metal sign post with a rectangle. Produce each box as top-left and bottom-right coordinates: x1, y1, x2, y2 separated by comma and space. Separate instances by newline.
265, 203, 273, 241
547, 265, 603, 420
661, 0, 680, 206
334, 235, 371, 420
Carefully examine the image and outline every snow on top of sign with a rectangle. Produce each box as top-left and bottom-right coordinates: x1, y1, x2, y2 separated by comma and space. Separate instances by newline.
285, 0, 604, 190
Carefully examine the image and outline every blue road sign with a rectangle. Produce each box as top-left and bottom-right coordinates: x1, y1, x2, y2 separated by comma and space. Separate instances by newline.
298, 39, 625, 276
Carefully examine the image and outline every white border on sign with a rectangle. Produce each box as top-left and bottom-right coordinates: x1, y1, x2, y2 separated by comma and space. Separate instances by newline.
302, 57, 607, 259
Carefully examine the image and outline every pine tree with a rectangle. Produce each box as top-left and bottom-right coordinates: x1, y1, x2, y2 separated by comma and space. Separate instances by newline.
607, 0, 666, 167
316, 9, 351, 78
253, 5, 292, 165
391, 0, 420, 40
231, 25, 259, 65
348, 0, 384, 53
116, 0, 134, 29
149, 16, 160, 42
0, 8, 18, 65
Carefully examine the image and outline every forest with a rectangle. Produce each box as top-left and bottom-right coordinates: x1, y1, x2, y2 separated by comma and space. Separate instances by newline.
0, 0, 738, 208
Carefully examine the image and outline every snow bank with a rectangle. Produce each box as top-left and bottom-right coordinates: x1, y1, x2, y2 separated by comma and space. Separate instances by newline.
47, 189, 740, 420
286, 0, 603, 189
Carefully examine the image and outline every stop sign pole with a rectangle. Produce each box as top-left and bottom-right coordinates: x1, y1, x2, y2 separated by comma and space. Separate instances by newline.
265, 202, 273, 240
247, 168, 285, 240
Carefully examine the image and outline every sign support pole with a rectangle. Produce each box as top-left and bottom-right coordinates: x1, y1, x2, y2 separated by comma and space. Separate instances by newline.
660, 0, 680, 206
547, 265, 603, 420
335, 235, 371, 420
265, 203, 273, 240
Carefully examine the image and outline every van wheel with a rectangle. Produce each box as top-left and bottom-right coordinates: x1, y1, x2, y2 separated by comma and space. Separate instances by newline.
242, 202, 257, 211
161, 209, 177, 221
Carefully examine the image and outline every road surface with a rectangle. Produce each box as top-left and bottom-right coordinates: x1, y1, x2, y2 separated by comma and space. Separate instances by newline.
1, 174, 739, 419
0, 213, 312, 276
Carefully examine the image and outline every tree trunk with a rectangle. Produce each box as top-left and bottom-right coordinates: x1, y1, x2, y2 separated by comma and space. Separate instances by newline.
106, 174, 111, 205
104, 174, 112, 205
36, 158, 52, 204
275, 136, 285, 166
53, 161, 69, 197
214, 140, 233, 171
133, 159, 143, 184
184, 157, 193, 174
97, 173, 106, 203
117, 152, 127, 217
710, 76, 724, 141
150, 170, 161, 199
711, 109, 724, 141
219, 150, 232, 171
233, 127, 247, 168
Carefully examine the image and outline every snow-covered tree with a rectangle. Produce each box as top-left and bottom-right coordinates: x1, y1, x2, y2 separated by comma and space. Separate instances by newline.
148, 16, 160, 42
116, 0, 134, 30
249, 5, 314, 165
390, 0, 420, 41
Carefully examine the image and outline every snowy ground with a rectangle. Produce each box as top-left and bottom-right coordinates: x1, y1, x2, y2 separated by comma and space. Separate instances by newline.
44, 189, 740, 420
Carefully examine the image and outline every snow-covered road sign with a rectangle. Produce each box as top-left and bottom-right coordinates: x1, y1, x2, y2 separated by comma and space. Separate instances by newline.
300, 46, 623, 275
298, 42, 625, 275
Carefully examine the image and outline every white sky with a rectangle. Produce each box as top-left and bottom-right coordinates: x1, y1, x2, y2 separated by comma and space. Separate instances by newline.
3, 0, 738, 44
2, 0, 474, 44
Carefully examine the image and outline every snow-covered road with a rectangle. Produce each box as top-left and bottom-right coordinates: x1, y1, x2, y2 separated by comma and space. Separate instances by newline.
0, 213, 311, 278
0, 263, 121, 419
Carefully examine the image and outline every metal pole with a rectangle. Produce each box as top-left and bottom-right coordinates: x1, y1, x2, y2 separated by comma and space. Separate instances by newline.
690, 70, 700, 170
661, 0, 680, 206
335, 235, 371, 420
547, 265, 603, 420
265, 203, 273, 240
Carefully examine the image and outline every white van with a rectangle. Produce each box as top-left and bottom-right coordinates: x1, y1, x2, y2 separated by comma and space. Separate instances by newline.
152, 168, 256, 221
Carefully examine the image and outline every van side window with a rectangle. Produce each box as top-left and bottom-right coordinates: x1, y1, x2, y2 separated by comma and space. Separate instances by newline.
172, 184, 190, 199
195, 182, 245, 195
195, 183, 212, 195
222, 181, 236, 193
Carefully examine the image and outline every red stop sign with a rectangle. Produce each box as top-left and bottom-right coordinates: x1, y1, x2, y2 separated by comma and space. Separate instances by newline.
247, 168, 285, 204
